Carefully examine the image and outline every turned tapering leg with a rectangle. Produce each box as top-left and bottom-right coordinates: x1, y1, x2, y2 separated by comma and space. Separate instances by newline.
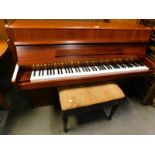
62, 114, 68, 132
108, 102, 120, 120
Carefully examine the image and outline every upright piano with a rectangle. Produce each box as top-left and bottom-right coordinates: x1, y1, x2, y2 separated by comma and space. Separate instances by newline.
5, 20, 155, 90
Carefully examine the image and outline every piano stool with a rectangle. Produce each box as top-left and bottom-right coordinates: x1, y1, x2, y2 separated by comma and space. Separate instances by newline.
58, 82, 125, 132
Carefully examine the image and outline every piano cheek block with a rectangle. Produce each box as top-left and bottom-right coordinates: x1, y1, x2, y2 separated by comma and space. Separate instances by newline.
11, 64, 19, 84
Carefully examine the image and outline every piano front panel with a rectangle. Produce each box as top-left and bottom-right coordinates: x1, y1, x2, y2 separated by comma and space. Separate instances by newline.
16, 43, 147, 67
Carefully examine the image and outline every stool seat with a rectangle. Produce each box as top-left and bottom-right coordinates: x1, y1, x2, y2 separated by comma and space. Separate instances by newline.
58, 83, 125, 111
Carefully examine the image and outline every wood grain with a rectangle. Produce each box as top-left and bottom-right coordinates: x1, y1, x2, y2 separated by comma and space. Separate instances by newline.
6, 20, 154, 90
0, 40, 8, 57
15, 43, 147, 67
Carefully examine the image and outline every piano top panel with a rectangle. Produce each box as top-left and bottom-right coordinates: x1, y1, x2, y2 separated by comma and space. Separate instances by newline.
6, 22, 152, 46
7, 20, 151, 30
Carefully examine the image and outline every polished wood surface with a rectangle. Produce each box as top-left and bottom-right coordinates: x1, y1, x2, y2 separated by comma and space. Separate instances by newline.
0, 20, 8, 40
16, 43, 147, 67
7, 20, 146, 29
0, 40, 8, 58
6, 20, 154, 90
6, 20, 151, 46
0, 20, 8, 58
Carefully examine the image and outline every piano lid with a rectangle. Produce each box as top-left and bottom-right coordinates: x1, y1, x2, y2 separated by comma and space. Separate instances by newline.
7, 19, 152, 30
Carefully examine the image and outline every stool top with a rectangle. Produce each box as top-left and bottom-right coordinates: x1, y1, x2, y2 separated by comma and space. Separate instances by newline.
0, 40, 8, 58
58, 83, 125, 111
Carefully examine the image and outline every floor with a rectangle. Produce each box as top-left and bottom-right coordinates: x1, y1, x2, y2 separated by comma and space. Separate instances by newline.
2, 87, 155, 135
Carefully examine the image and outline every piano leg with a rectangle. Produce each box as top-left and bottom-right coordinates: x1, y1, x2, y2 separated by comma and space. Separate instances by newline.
107, 102, 120, 120
62, 114, 68, 132
102, 101, 120, 120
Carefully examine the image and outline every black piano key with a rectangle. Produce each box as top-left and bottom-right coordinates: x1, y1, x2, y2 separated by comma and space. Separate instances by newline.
70, 67, 73, 73
100, 65, 105, 70
101, 65, 106, 70
129, 63, 134, 67
102, 65, 106, 70
38, 70, 41, 76
107, 64, 113, 69
81, 66, 86, 72
122, 63, 127, 68
90, 66, 95, 71
64, 67, 68, 73
61, 68, 63, 74
109, 64, 114, 69
100, 66, 103, 70
59, 67, 63, 74
69, 67, 72, 73
113, 64, 119, 69
126, 63, 132, 68
106, 64, 112, 69
84, 66, 89, 72
33, 70, 36, 76
132, 63, 139, 67
47, 69, 49, 75
93, 66, 98, 71
58, 68, 60, 74
137, 62, 144, 66
77, 67, 80, 72
68, 67, 71, 73
53, 68, 55, 75
50, 68, 52, 75
119, 63, 125, 68
87, 65, 92, 71
117, 64, 123, 69
92, 66, 97, 71
129, 63, 135, 67
77, 66, 81, 72
42, 70, 44, 75
86, 65, 90, 71
74, 66, 78, 72
135, 63, 141, 67
104, 65, 109, 70
115, 64, 120, 69
67, 67, 70, 73
96, 66, 102, 70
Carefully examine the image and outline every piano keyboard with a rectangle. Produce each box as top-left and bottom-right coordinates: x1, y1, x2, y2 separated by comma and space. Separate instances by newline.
30, 62, 149, 82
